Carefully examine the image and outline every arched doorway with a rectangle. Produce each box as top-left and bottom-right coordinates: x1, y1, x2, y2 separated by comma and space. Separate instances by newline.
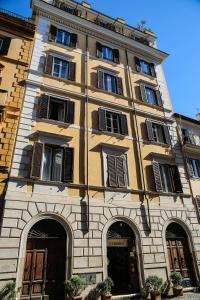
21, 219, 66, 299
166, 222, 196, 287
107, 221, 139, 294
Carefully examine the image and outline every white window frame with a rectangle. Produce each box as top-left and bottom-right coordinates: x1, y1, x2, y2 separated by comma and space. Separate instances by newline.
52, 56, 69, 79
144, 85, 158, 105
56, 29, 71, 46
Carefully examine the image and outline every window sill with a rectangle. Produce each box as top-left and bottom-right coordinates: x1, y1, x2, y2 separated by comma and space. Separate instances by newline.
49, 40, 76, 52
94, 56, 119, 66
134, 98, 163, 111
133, 70, 157, 81
43, 74, 77, 85
92, 86, 125, 98
37, 117, 73, 128
190, 176, 200, 181
99, 130, 126, 139
150, 141, 170, 148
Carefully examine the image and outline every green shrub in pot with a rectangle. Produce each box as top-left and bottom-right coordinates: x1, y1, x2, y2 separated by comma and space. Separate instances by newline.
65, 276, 87, 300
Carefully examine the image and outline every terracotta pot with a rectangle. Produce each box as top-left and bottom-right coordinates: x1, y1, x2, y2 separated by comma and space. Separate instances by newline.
101, 294, 112, 300
173, 287, 183, 297
150, 291, 161, 300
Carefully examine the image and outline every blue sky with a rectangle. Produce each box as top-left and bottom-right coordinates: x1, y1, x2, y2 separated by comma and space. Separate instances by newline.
1, 0, 200, 118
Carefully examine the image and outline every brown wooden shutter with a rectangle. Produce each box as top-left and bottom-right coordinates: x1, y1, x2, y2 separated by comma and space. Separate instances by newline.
150, 63, 156, 77
156, 90, 163, 106
164, 125, 171, 145
187, 159, 194, 177
65, 100, 75, 124
140, 83, 146, 102
30, 142, 44, 179
39, 95, 49, 119
0, 37, 11, 55
98, 70, 104, 89
152, 162, 163, 192
68, 62, 76, 81
146, 120, 154, 141
116, 77, 123, 95
49, 25, 57, 41
171, 166, 183, 193
70, 33, 78, 48
98, 108, 107, 131
195, 196, 200, 220
62, 147, 74, 182
113, 49, 120, 64
96, 42, 102, 58
107, 155, 117, 187
116, 156, 126, 187
44, 54, 53, 75
120, 114, 128, 135
134, 57, 141, 72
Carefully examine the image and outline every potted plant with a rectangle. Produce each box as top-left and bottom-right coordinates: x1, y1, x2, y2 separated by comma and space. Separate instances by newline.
170, 272, 183, 297
0, 281, 16, 300
97, 277, 114, 300
65, 275, 87, 300
144, 276, 163, 300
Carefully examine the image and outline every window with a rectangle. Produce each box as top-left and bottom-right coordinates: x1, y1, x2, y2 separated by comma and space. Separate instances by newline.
0, 37, 11, 55
146, 120, 170, 145
140, 84, 162, 106
152, 162, 182, 193
98, 70, 123, 95
182, 128, 196, 145
135, 57, 156, 77
96, 42, 119, 63
107, 154, 128, 188
44, 55, 76, 81
99, 108, 128, 135
39, 95, 75, 124
49, 25, 77, 48
30, 142, 74, 182
188, 158, 200, 177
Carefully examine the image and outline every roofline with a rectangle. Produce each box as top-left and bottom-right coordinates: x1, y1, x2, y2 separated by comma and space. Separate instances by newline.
174, 113, 200, 126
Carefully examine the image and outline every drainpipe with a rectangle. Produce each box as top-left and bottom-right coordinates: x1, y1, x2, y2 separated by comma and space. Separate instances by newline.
125, 49, 151, 232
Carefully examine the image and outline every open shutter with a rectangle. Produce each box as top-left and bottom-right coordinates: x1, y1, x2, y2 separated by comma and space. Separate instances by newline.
70, 33, 77, 48
96, 42, 102, 58
113, 49, 120, 64
0, 38, 11, 55
98, 108, 106, 131
171, 166, 183, 193
30, 142, 44, 179
68, 62, 76, 81
150, 63, 156, 77
49, 25, 57, 41
120, 114, 128, 135
62, 147, 74, 182
134, 57, 141, 72
39, 95, 49, 119
65, 101, 75, 124
116, 156, 126, 187
140, 83, 146, 102
152, 162, 163, 192
195, 196, 200, 220
98, 70, 104, 89
187, 159, 194, 177
164, 125, 171, 145
44, 54, 53, 75
146, 120, 154, 141
107, 155, 117, 187
116, 77, 123, 95
156, 90, 163, 106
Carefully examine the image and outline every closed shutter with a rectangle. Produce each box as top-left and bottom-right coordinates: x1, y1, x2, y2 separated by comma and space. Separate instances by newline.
134, 57, 141, 72
30, 142, 44, 179
68, 62, 76, 81
113, 49, 120, 64
96, 42, 102, 58
39, 95, 49, 119
120, 114, 128, 135
49, 25, 57, 41
70, 33, 78, 48
156, 90, 163, 106
195, 196, 200, 219
98, 70, 104, 89
150, 63, 156, 77
107, 155, 117, 187
152, 162, 163, 192
164, 125, 171, 145
171, 166, 183, 193
116, 77, 123, 95
62, 147, 74, 182
0, 37, 11, 55
146, 120, 154, 141
116, 156, 126, 187
44, 54, 53, 75
98, 108, 107, 131
140, 83, 146, 102
65, 101, 75, 124
187, 159, 194, 177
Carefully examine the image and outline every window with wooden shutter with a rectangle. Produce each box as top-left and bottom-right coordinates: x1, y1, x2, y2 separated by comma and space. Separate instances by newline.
113, 49, 120, 64
0, 37, 11, 55
98, 70, 104, 89
187, 159, 195, 177
107, 155, 117, 187
107, 154, 128, 188
116, 156, 126, 187
98, 108, 107, 131
30, 142, 44, 179
70, 33, 77, 48
140, 83, 146, 102
171, 166, 183, 193
150, 63, 156, 77
146, 120, 154, 141
39, 95, 49, 119
135, 57, 141, 72
68, 62, 76, 81
65, 101, 75, 124
164, 126, 171, 145
96, 42, 102, 58
49, 25, 57, 41
116, 77, 123, 95
152, 162, 163, 192
44, 55, 53, 75
62, 147, 74, 182
195, 196, 200, 219
120, 114, 128, 135
156, 90, 163, 106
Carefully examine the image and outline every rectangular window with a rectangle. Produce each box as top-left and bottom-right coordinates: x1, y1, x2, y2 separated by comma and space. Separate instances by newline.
56, 29, 71, 46
42, 145, 63, 182
145, 87, 158, 105
152, 123, 166, 143
182, 128, 196, 145
188, 159, 200, 177
53, 57, 69, 79
102, 46, 114, 61
106, 111, 121, 134
107, 154, 128, 188
48, 98, 65, 122
104, 73, 116, 93
99, 108, 128, 135
159, 164, 174, 193
140, 60, 151, 75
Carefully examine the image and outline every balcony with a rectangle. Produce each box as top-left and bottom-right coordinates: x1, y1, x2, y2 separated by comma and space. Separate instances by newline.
183, 136, 200, 153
